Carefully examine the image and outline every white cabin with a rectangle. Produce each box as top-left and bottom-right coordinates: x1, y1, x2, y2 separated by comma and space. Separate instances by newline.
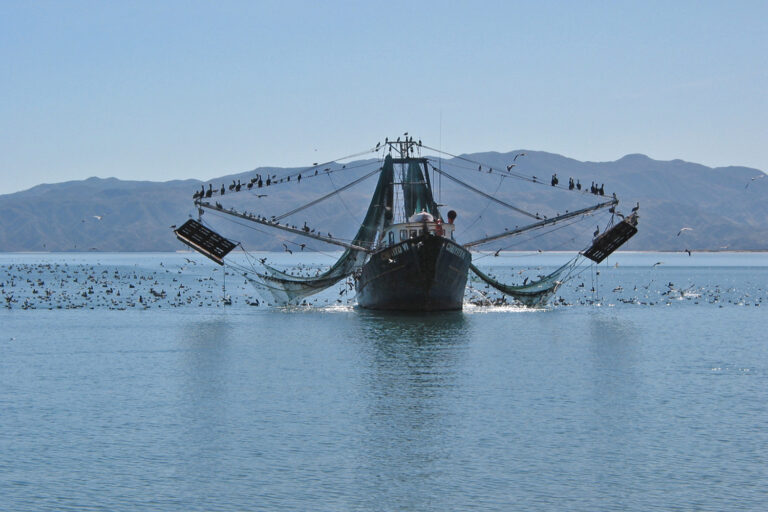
379, 210, 456, 248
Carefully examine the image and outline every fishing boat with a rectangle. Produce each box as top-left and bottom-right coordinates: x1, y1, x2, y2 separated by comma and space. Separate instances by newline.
174, 136, 638, 310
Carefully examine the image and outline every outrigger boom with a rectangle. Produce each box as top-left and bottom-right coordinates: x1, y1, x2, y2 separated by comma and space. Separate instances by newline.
463, 197, 619, 248
196, 200, 372, 253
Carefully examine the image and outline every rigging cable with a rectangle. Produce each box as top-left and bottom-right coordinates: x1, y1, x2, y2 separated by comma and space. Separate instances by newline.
275, 167, 381, 221
428, 163, 540, 220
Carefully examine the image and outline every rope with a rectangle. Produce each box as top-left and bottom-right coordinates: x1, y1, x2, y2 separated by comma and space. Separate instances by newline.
275, 167, 380, 221
429, 163, 540, 219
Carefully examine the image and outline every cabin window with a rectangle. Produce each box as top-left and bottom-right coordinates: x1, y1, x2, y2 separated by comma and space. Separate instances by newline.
400, 230, 407, 241
409, 229, 417, 238
388, 231, 395, 246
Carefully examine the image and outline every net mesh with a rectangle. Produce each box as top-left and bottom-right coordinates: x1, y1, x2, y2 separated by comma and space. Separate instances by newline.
403, 160, 440, 218
469, 259, 579, 307
245, 155, 395, 304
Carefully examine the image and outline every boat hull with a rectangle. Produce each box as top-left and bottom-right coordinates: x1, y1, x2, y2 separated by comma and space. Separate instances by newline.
355, 235, 471, 311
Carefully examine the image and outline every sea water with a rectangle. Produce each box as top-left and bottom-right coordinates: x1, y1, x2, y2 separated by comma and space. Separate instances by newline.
1, 252, 766, 511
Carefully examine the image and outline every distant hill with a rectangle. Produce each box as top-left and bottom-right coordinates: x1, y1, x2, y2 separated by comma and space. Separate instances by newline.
1, 151, 766, 252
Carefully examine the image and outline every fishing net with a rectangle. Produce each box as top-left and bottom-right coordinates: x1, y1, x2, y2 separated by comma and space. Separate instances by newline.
469, 258, 580, 307
245, 155, 395, 304
403, 159, 441, 218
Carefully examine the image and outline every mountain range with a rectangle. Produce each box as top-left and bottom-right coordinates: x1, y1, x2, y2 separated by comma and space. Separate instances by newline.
1, 150, 766, 252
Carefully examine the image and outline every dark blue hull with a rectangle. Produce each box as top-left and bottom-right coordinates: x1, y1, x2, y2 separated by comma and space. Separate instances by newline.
355, 235, 471, 311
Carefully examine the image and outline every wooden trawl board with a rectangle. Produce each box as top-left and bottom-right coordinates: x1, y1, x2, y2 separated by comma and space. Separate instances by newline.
174, 219, 237, 265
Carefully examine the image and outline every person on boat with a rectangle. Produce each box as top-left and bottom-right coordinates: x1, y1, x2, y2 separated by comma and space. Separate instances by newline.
435, 218, 444, 236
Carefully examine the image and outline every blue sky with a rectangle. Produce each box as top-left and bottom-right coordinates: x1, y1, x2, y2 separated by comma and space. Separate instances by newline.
2, 0, 766, 195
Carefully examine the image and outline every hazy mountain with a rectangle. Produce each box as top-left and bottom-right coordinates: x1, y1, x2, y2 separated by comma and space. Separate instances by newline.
1, 151, 766, 252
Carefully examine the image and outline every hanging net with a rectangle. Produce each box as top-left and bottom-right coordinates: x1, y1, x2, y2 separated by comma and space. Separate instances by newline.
244, 155, 395, 304
469, 258, 580, 307
403, 159, 440, 218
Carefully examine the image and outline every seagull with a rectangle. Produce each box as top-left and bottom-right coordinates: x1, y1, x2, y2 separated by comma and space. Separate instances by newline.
506, 164, 516, 171
282, 243, 293, 255
631, 202, 640, 212
677, 227, 693, 236
513, 152, 526, 161
593, 226, 600, 238
652, 261, 663, 267
494, 248, 501, 257
684, 249, 692, 256
93, 215, 103, 221
745, 174, 765, 188
299, 243, 306, 251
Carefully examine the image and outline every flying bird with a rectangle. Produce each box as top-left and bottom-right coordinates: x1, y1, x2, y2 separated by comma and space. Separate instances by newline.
652, 261, 663, 267
506, 164, 516, 171
93, 215, 103, 221
745, 174, 765, 188
282, 243, 293, 255
677, 227, 693, 236
513, 152, 526, 161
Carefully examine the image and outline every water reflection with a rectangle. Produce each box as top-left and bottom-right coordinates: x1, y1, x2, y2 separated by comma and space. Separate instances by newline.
175, 318, 236, 485
350, 311, 469, 509
586, 313, 646, 496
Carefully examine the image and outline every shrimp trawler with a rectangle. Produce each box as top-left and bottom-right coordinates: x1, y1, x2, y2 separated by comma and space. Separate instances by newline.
174, 136, 638, 310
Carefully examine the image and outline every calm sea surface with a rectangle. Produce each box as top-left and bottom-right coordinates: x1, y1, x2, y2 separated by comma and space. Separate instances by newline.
1, 252, 767, 511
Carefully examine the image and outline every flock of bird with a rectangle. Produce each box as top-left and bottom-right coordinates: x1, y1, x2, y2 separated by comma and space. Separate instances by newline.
0, 260, 362, 310
2, 257, 764, 311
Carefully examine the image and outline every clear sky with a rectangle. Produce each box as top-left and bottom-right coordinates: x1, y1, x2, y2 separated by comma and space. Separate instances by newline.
2, 0, 766, 195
